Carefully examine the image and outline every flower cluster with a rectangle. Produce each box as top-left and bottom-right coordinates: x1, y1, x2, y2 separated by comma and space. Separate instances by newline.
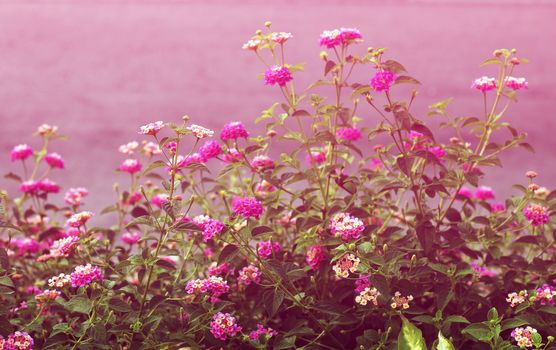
534, 284, 556, 305
49, 236, 79, 257
35, 289, 61, 305
370, 70, 396, 92
210, 312, 242, 341
232, 196, 264, 220
192, 215, 225, 241
264, 65, 293, 86
48, 273, 71, 288
187, 124, 214, 139
355, 287, 381, 306
238, 265, 261, 286
66, 211, 94, 228
511, 326, 538, 348
185, 276, 230, 302
505, 76, 528, 90
10, 144, 33, 162
139, 121, 164, 135
0, 331, 34, 350
199, 140, 222, 160
306, 245, 326, 270
329, 212, 365, 241
257, 240, 281, 259
249, 324, 278, 341
472, 76, 497, 92
251, 155, 275, 171
70, 264, 103, 287
332, 254, 360, 278
44, 152, 64, 169
64, 187, 88, 206
523, 205, 549, 226
119, 158, 142, 174
220, 121, 249, 141
336, 127, 362, 142
507, 290, 529, 307
319, 28, 362, 48
19, 179, 60, 196
390, 292, 414, 309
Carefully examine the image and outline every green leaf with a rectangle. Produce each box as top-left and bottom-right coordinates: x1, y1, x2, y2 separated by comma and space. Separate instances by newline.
218, 244, 239, 264
501, 318, 528, 331
487, 307, 499, 321
64, 296, 92, 315
0, 248, 9, 270
272, 288, 285, 317
0, 276, 14, 288
108, 297, 132, 313
398, 316, 427, 350
443, 315, 470, 325
462, 323, 493, 341
437, 331, 456, 350
539, 306, 556, 315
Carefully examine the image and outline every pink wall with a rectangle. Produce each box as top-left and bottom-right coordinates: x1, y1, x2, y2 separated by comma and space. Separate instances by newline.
1, 0, 555, 211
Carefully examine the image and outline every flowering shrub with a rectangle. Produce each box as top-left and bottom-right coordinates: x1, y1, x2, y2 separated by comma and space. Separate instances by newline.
1, 22, 555, 349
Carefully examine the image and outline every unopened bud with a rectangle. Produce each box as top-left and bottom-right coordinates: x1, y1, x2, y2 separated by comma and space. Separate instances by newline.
182, 115, 190, 122
547, 336, 554, 342
173, 195, 182, 201
525, 170, 537, 179
493, 49, 503, 57
510, 57, 520, 65
367, 47, 374, 53
373, 144, 383, 151
255, 29, 262, 35
511, 48, 517, 54
319, 51, 328, 60
450, 137, 460, 144
145, 180, 153, 186
264, 21, 272, 28
528, 183, 540, 192
267, 130, 277, 138
382, 243, 388, 252
410, 254, 417, 265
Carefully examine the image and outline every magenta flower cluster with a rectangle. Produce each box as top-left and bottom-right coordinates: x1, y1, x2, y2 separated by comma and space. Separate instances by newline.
319, 28, 362, 48
329, 212, 365, 241
523, 204, 549, 226
305, 245, 326, 270
336, 127, 362, 142
192, 215, 225, 241
232, 196, 264, 220
264, 65, 293, 87
210, 312, 242, 341
257, 240, 281, 259
185, 276, 230, 302
220, 121, 249, 141
370, 70, 396, 92
70, 264, 103, 287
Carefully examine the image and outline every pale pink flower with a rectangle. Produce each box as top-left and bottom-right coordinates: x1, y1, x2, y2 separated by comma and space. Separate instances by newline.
118, 141, 139, 155
187, 124, 214, 139
242, 38, 262, 51
49, 236, 79, 257
270, 32, 292, 44
143, 141, 161, 156
66, 211, 94, 228
139, 121, 165, 135
330, 212, 365, 241
390, 291, 414, 309
332, 254, 360, 278
37, 124, 58, 136
64, 187, 89, 206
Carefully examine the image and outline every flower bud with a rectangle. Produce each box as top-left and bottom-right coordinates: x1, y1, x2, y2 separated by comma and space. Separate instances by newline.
383, 243, 388, 252
526, 170, 537, 179
450, 137, 460, 144
255, 29, 262, 35
493, 49, 502, 57
528, 183, 540, 192
267, 130, 277, 138
510, 57, 520, 65
320, 51, 328, 60
548, 336, 554, 342
264, 21, 272, 28
511, 48, 517, 54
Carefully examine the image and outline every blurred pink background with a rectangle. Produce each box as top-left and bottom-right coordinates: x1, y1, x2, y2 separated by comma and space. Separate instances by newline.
1, 0, 555, 212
